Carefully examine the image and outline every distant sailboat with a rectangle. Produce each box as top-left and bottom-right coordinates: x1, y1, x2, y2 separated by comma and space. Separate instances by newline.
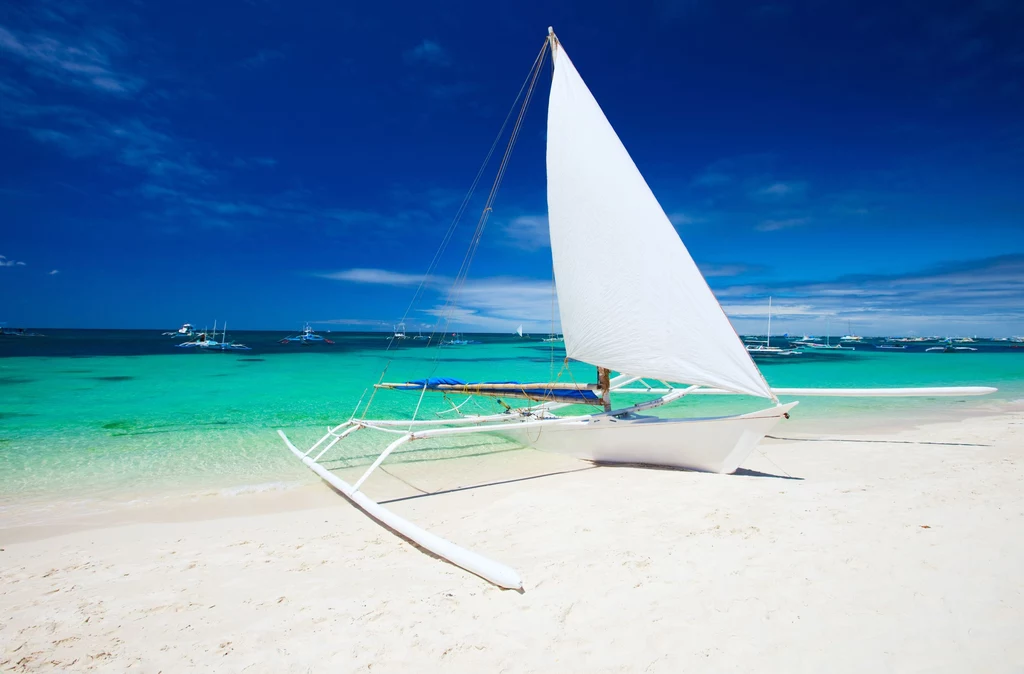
802, 317, 854, 351
840, 320, 863, 343
745, 297, 799, 357
279, 29, 997, 590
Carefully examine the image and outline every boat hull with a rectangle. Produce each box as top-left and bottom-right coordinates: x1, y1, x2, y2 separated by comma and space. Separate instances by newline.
498, 402, 797, 474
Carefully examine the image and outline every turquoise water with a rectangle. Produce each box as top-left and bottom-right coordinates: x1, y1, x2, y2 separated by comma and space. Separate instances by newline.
2, 331, 1023, 504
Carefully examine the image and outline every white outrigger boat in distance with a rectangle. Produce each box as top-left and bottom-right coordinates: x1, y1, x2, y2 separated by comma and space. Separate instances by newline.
279, 29, 996, 590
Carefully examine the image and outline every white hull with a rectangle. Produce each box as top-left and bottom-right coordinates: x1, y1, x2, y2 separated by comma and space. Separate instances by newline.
499, 402, 798, 474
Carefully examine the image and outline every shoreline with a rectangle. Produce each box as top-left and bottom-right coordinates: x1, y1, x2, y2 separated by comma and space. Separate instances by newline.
3, 399, 1022, 543
2, 404, 1022, 671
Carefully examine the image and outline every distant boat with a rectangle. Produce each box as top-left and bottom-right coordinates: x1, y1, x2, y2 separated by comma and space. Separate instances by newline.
746, 343, 801, 357
162, 323, 194, 338
877, 344, 907, 351
746, 297, 800, 357
516, 324, 524, 338
0, 326, 44, 337
280, 323, 334, 346
839, 320, 862, 342
801, 318, 853, 351
541, 334, 564, 343
177, 321, 251, 351
442, 332, 480, 345
392, 322, 408, 340
926, 344, 978, 353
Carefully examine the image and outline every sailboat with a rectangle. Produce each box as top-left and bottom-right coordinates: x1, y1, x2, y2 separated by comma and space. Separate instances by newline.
745, 297, 799, 358
802, 318, 854, 351
278, 30, 996, 589
840, 320, 863, 343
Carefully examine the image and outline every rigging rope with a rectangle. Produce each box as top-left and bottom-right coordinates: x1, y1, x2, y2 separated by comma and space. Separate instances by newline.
361, 38, 551, 420
429, 38, 550, 359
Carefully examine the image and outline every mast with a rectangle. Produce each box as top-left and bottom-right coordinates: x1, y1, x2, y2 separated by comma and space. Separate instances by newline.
597, 366, 611, 411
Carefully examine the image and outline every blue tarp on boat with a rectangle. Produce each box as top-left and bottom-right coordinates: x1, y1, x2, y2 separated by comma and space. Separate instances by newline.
394, 378, 599, 402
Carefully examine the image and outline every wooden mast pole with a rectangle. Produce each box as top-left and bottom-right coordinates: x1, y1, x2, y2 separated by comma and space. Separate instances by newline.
597, 366, 611, 411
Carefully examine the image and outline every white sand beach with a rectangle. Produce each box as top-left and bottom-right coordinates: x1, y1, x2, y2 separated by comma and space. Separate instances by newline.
3, 405, 1024, 673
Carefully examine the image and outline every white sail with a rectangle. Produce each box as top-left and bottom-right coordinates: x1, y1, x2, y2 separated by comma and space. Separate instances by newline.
546, 43, 772, 399
516, 324, 523, 337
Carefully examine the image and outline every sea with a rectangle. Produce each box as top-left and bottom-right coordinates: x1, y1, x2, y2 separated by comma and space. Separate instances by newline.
2, 329, 1023, 514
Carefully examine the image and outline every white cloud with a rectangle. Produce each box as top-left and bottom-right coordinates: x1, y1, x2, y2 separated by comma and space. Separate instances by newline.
755, 217, 810, 232
668, 212, 700, 226
0, 23, 142, 95
404, 39, 450, 67
699, 263, 765, 277
49, 269, 59, 275
316, 268, 443, 287
750, 181, 807, 200
501, 215, 550, 251
317, 267, 560, 332
0, 255, 26, 267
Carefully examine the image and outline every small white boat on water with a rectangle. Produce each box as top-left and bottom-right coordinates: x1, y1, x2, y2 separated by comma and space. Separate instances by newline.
162, 323, 194, 338
279, 30, 996, 589
745, 297, 799, 357
801, 318, 855, 351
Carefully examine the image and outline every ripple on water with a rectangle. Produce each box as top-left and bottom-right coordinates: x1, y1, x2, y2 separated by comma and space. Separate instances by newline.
92, 376, 135, 382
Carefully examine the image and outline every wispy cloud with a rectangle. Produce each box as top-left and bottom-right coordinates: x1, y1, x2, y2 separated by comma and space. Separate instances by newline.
0, 255, 27, 267
668, 212, 701, 226
715, 254, 1024, 335
699, 263, 767, 277
312, 253, 1024, 335
404, 39, 450, 67
316, 268, 440, 287
750, 181, 807, 200
690, 171, 732, 188
317, 267, 559, 332
501, 215, 550, 251
755, 217, 810, 232
3, 93, 214, 183
688, 154, 775, 190
0, 23, 142, 95
421, 277, 559, 332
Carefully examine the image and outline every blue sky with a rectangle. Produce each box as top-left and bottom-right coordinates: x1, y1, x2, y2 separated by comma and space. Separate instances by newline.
1, 0, 1022, 335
